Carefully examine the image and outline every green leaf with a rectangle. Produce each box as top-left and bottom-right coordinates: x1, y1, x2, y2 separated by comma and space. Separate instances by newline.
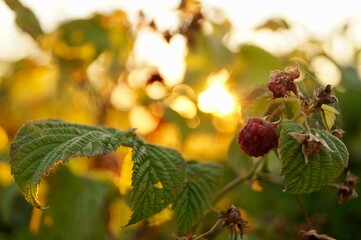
174, 161, 223, 235
9, 119, 136, 209
4, 0, 44, 40
39, 167, 112, 240
127, 141, 186, 226
278, 120, 349, 194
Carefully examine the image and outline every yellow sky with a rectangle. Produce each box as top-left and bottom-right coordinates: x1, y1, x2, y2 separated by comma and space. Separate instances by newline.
1, 0, 361, 61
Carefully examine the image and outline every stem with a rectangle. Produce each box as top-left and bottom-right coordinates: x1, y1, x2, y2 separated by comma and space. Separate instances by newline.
269, 105, 284, 120
193, 218, 223, 240
301, 111, 311, 132
212, 158, 264, 204
256, 172, 284, 185
294, 195, 313, 228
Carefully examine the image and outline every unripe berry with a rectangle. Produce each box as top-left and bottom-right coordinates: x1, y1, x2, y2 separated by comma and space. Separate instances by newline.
238, 117, 278, 157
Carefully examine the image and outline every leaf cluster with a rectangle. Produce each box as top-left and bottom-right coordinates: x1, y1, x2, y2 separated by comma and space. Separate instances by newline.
9, 119, 223, 235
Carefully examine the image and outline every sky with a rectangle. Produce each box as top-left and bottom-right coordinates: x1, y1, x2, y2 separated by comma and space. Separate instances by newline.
1, 0, 361, 61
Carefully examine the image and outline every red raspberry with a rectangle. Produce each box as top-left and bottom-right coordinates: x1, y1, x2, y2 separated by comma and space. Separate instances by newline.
238, 117, 278, 157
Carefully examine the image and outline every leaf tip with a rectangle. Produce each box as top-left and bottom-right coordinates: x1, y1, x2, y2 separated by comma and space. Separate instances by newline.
23, 185, 49, 210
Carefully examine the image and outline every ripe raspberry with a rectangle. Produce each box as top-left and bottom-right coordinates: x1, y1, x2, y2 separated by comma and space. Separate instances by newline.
238, 117, 278, 157
267, 68, 301, 98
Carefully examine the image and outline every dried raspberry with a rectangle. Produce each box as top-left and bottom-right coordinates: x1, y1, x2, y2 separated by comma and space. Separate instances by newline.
238, 117, 278, 157
313, 84, 338, 109
331, 171, 359, 204
267, 68, 301, 98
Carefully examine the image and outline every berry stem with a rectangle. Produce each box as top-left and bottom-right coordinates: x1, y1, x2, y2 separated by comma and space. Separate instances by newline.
256, 172, 284, 185
294, 195, 313, 229
301, 110, 311, 132
212, 158, 264, 204
269, 105, 284, 120
192, 218, 223, 240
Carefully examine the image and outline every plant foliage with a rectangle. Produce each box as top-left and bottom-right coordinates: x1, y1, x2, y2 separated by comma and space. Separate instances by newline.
174, 161, 223, 235
278, 119, 349, 194
9, 119, 223, 235
9, 119, 136, 209
127, 141, 186, 226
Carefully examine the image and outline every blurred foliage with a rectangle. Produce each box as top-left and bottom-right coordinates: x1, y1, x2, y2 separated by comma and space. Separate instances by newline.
1, 0, 361, 239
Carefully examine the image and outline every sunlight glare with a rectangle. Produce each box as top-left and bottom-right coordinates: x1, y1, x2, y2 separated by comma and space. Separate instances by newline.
207, 68, 229, 84
310, 56, 341, 87
324, 35, 355, 66
110, 83, 137, 111
213, 116, 238, 133
198, 69, 235, 116
131, 29, 187, 86
129, 106, 159, 135
147, 205, 173, 227
0, 162, 12, 186
87, 53, 111, 91
117, 151, 133, 195
169, 95, 197, 119
146, 81, 167, 100
0, 126, 8, 149
127, 67, 152, 88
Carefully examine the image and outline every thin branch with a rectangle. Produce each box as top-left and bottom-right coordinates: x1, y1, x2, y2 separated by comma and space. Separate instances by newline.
269, 105, 284, 119
294, 195, 313, 228
256, 172, 284, 185
301, 110, 311, 132
193, 218, 223, 240
212, 158, 264, 204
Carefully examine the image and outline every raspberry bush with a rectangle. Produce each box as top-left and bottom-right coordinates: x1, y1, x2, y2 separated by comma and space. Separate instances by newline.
8, 67, 354, 239
3, 1, 359, 239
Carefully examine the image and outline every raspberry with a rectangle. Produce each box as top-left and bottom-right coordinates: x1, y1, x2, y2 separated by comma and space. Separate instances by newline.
237, 117, 278, 157
267, 68, 301, 98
